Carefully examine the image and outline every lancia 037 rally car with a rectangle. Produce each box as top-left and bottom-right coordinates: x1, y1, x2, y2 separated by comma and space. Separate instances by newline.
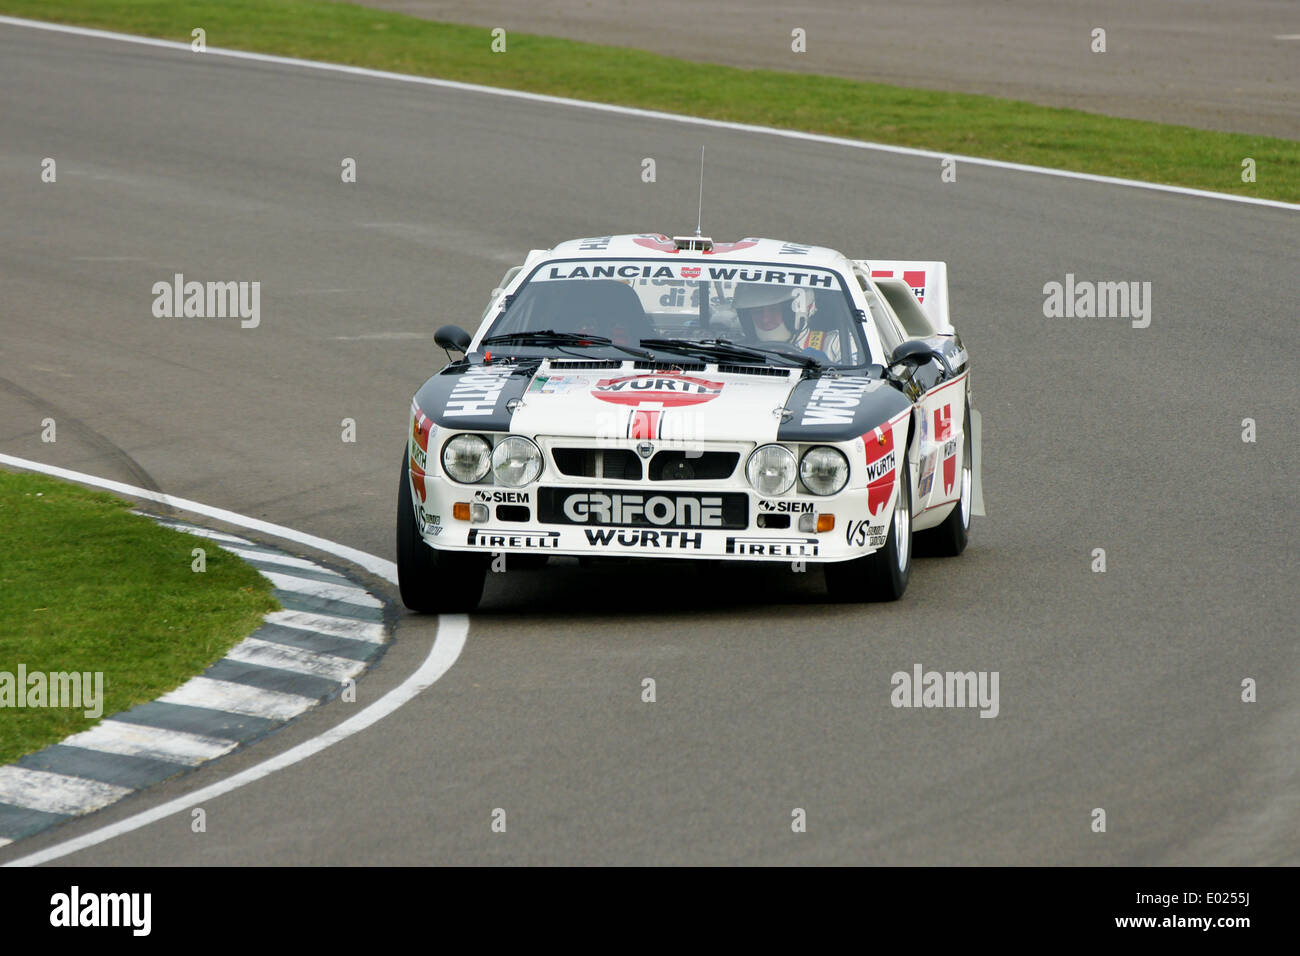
398, 234, 980, 612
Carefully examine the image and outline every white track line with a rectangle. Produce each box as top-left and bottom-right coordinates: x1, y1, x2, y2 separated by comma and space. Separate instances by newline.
265, 609, 386, 644
0, 839, 10, 849
0, 454, 465, 868
260, 570, 383, 608
0, 15, 1294, 213
60, 721, 237, 767
158, 677, 318, 722
0, 767, 131, 816
226, 637, 365, 683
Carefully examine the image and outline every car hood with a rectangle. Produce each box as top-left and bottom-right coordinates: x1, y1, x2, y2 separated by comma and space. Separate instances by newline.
414, 360, 911, 444
510, 366, 803, 443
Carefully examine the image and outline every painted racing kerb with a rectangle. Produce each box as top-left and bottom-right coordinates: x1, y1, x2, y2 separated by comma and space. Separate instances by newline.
405, 249, 970, 564
0, 453, 467, 867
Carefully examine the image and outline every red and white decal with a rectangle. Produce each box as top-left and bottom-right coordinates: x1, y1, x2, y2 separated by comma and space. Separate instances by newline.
681, 266, 701, 279
409, 403, 434, 502
904, 270, 926, 302
632, 235, 677, 253
592, 373, 723, 407
706, 240, 759, 255
628, 406, 664, 439
933, 405, 957, 495
411, 402, 433, 452
942, 440, 957, 495
861, 425, 897, 517
933, 405, 952, 442
871, 268, 927, 302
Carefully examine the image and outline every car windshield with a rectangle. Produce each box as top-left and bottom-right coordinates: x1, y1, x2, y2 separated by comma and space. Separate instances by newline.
481, 258, 871, 368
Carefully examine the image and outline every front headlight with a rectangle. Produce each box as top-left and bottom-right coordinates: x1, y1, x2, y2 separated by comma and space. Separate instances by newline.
800, 446, 849, 495
442, 434, 492, 483
492, 436, 542, 487
746, 444, 796, 496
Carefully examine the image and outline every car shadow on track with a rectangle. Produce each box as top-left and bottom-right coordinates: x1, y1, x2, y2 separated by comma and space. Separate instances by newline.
472, 555, 846, 618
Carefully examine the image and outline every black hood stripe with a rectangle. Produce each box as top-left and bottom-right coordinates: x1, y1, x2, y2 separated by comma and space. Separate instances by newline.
414, 361, 540, 431
777, 375, 911, 442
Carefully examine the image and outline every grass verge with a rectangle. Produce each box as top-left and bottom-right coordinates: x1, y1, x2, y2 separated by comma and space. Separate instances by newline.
0, 470, 277, 765
0, 0, 1296, 203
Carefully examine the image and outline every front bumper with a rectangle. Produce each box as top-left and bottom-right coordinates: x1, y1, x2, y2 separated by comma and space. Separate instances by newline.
412, 476, 896, 563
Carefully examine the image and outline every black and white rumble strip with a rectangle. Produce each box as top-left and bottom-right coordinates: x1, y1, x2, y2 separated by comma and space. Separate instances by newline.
0, 516, 391, 847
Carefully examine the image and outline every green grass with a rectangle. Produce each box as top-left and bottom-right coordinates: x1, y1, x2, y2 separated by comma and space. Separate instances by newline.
2, 0, 1297, 202
0, 470, 277, 765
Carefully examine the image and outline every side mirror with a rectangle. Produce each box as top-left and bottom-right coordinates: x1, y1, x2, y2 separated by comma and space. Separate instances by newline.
887, 339, 949, 379
889, 339, 940, 366
434, 324, 471, 360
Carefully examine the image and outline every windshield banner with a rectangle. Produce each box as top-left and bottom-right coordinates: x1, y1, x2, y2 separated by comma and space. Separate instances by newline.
537, 261, 837, 288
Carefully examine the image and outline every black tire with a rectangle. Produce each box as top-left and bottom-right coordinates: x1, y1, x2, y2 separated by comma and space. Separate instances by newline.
397, 450, 487, 613
915, 400, 972, 558
825, 453, 913, 602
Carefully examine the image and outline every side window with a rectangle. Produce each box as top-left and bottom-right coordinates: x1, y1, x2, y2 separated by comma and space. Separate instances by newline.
856, 271, 905, 354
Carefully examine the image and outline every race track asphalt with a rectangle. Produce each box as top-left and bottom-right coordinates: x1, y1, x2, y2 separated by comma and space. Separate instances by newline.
1, 23, 1297, 865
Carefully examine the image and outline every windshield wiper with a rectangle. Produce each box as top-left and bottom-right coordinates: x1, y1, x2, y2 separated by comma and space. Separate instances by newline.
725, 340, 824, 370
482, 330, 654, 360
640, 337, 821, 369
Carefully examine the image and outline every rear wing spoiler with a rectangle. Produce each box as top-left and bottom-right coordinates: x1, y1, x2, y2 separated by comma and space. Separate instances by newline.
854, 259, 952, 333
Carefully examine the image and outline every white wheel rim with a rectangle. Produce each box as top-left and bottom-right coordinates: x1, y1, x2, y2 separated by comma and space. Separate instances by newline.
894, 483, 910, 572
960, 455, 972, 528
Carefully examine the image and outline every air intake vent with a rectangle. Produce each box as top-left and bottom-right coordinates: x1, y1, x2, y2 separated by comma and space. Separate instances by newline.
547, 360, 622, 370
551, 448, 643, 481
648, 451, 739, 481
716, 364, 794, 377
634, 360, 706, 372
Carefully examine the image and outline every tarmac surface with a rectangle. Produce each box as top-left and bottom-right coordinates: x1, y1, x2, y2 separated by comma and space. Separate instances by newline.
1, 22, 1297, 864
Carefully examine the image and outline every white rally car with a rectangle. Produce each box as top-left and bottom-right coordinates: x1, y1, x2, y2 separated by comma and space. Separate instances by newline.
398, 234, 981, 611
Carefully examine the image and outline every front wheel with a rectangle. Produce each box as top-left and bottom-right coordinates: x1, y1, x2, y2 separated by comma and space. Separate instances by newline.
825, 454, 912, 602
397, 450, 487, 613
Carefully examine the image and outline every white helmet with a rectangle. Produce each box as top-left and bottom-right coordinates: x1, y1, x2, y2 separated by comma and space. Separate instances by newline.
733, 284, 798, 342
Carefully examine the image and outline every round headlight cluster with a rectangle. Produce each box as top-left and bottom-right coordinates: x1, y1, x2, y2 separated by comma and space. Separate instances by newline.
441, 434, 492, 483
492, 436, 542, 487
800, 446, 849, 496
746, 444, 796, 496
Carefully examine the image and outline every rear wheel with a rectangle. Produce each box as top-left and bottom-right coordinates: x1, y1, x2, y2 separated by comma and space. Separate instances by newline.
915, 401, 972, 557
825, 454, 912, 602
397, 450, 487, 613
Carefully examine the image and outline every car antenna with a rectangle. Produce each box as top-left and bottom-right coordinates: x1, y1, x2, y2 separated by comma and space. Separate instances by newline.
695, 146, 705, 237
673, 148, 713, 252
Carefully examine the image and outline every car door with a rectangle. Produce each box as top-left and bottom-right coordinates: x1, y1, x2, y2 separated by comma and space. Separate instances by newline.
854, 267, 968, 516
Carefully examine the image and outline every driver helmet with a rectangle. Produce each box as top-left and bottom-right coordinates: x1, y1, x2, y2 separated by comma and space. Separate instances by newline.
733, 283, 799, 342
